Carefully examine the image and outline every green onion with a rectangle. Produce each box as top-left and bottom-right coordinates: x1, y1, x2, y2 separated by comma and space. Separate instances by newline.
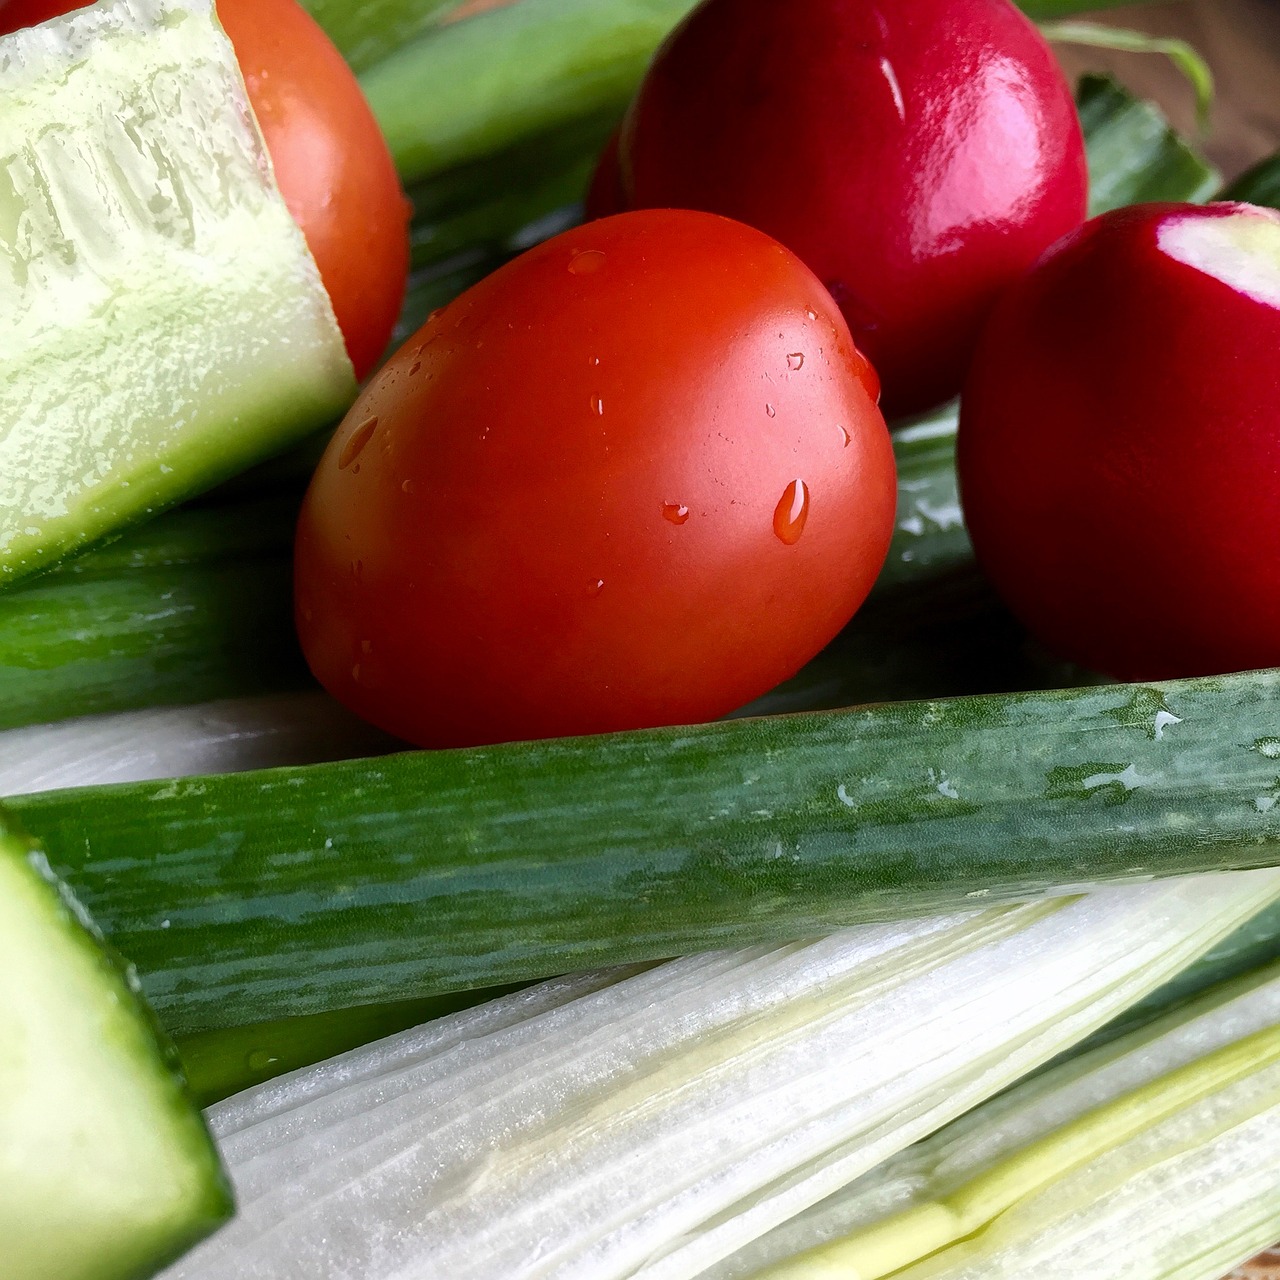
158, 876, 1279, 1280
0, 499, 305, 732
360, 0, 699, 187
0, 693, 397, 797
723, 962, 1280, 1280
15, 668, 1280, 1035
300, 0, 463, 73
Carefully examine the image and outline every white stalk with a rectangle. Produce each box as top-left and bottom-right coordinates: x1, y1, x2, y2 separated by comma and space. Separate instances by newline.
719, 963, 1280, 1280
160, 872, 1280, 1280
0, 693, 400, 796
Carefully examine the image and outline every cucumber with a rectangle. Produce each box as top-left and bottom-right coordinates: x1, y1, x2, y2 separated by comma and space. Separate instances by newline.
12, 668, 1280, 1036
0, 0, 354, 586
0, 814, 230, 1278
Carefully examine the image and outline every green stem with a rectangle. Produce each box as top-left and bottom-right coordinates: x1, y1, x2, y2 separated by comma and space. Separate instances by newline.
361, 0, 698, 186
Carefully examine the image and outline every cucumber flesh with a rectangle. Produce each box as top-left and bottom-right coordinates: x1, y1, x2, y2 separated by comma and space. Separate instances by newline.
0, 0, 355, 585
0, 820, 231, 1279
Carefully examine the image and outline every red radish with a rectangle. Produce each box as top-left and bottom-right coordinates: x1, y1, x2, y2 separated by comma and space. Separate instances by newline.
958, 201, 1280, 682
603, 0, 1088, 417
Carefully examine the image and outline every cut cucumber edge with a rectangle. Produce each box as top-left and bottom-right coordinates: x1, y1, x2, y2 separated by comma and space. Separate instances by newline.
0, 820, 231, 1280
0, 0, 355, 587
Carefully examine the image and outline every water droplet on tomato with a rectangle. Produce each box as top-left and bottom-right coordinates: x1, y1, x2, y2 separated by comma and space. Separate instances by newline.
588, 578, 605, 596
806, 308, 818, 321
409, 361, 422, 375
765, 403, 777, 418
351, 663, 361, 683
787, 352, 805, 371
591, 395, 604, 416
773, 480, 809, 545
662, 503, 690, 525
360, 639, 373, 655
426, 309, 443, 324
569, 249, 607, 275
338, 417, 378, 469
402, 479, 415, 495
839, 425, 851, 447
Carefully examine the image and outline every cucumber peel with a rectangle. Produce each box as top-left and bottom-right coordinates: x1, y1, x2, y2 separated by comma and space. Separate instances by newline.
0, 0, 355, 585
0, 815, 231, 1279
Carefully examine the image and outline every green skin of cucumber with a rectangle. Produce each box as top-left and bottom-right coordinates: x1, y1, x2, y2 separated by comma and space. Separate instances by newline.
11, 668, 1280, 1038
0, 821, 230, 1278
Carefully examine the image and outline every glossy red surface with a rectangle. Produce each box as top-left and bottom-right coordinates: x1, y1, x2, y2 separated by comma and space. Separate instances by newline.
0, 0, 408, 380
610, 0, 1088, 416
295, 210, 897, 747
958, 201, 1280, 681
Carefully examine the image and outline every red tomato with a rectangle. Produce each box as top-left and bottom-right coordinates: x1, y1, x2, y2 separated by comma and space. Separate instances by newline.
295, 210, 896, 748
0, 0, 408, 380
958, 201, 1280, 681
608, 0, 1088, 417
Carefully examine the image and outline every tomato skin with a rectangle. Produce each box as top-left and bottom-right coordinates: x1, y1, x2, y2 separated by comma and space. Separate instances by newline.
0, 0, 408, 380
613, 0, 1087, 417
295, 210, 896, 748
958, 202, 1280, 681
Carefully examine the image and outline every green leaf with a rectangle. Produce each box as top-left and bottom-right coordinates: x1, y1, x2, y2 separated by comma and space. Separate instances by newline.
1220, 152, 1280, 208
1077, 74, 1219, 214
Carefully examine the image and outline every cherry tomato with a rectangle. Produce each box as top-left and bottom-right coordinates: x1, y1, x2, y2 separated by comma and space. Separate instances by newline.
0, 0, 408, 379
959, 202, 1280, 681
608, 0, 1087, 417
295, 210, 896, 748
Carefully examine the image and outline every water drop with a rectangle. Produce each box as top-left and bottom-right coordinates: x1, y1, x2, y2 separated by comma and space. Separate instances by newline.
246, 1050, 279, 1072
662, 503, 690, 525
773, 480, 809, 545
591, 395, 604, 416
401, 478, 415, 494
426, 308, 443, 324
805, 308, 817, 321
360, 639, 373, 655
338, 417, 378, 469
787, 352, 805, 371
409, 361, 422, 375
588, 578, 605, 596
351, 663, 362, 683
569, 249, 607, 275
839, 425, 851, 447
590, 355, 601, 366
765, 403, 776, 418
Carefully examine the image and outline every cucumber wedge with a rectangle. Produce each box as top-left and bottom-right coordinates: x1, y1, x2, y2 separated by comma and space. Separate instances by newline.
0, 0, 355, 585
0, 816, 230, 1279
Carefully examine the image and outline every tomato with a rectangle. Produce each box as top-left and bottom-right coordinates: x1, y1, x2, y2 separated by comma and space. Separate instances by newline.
605, 0, 1088, 417
0, 0, 408, 380
295, 210, 896, 748
958, 202, 1280, 681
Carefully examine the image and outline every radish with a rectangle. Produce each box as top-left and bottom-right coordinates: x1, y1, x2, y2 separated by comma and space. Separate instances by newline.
958, 201, 1280, 682
600, 0, 1088, 416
